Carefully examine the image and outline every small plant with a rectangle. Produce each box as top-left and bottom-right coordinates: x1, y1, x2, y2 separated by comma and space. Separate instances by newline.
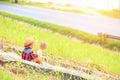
0, 69, 16, 80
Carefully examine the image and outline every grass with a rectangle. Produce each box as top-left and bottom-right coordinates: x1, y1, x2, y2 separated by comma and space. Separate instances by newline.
0, 69, 17, 80
0, 11, 120, 52
98, 9, 120, 18
0, 0, 13, 3
0, 15, 120, 76
0, 62, 60, 80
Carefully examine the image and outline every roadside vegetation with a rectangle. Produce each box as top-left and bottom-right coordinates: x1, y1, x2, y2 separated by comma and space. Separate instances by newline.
0, 14, 120, 76
0, 11, 120, 52
98, 9, 120, 18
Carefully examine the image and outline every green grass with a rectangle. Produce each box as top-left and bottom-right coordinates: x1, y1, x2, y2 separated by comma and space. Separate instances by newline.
0, 69, 17, 80
0, 0, 13, 3
0, 11, 120, 52
98, 10, 120, 18
0, 62, 59, 80
0, 15, 120, 76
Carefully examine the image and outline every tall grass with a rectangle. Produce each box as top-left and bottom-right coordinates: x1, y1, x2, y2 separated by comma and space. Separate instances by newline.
0, 15, 120, 75
0, 62, 59, 80
0, 11, 120, 52
0, 69, 16, 80
98, 10, 120, 18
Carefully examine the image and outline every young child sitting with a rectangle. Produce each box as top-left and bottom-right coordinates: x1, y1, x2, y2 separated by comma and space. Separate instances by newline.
22, 37, 47, 64
37, 41, 47, 57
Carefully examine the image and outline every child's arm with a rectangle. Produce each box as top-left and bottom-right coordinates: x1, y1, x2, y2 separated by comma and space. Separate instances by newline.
37, 49, 42, 57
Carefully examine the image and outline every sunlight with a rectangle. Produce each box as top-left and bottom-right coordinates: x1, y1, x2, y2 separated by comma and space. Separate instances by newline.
0, 1, 120, 79
27, 0, 120, 10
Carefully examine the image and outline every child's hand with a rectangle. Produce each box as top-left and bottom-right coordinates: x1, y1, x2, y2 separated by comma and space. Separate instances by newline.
40, 41, 47, 50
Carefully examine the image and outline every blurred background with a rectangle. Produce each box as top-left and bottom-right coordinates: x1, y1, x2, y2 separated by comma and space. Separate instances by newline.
26, 0, 120, 10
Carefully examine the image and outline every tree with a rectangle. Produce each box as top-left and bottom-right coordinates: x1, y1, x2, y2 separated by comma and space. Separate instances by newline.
15, 0, 18, 3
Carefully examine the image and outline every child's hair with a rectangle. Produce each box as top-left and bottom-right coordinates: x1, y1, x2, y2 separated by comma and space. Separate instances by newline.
40, 41, 47, 50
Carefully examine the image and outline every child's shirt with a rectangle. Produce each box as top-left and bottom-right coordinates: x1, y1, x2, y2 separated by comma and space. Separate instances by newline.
22, 48, 38, 61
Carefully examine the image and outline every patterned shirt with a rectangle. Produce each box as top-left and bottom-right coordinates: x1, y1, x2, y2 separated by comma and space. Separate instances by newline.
22, 48, 38, 61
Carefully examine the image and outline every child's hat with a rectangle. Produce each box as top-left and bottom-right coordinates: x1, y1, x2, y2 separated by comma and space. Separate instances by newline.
24, 37, 36, 47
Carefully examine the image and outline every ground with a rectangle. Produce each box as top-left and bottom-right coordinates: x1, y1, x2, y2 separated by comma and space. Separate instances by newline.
0, 1, 120, 80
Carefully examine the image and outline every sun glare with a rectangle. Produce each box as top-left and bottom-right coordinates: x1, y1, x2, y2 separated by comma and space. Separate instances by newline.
28, 0, 120, 10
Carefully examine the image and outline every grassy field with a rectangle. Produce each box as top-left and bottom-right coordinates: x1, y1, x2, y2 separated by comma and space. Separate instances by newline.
98, 10, 120, 18
0, 15, 120, 76
0, 69, 17, 80
0, 11, 120, 52
0, 62, 59, 80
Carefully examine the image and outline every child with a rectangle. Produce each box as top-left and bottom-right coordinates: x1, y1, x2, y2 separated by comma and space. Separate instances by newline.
22, 37, 46, 64
37, 41, 47, 57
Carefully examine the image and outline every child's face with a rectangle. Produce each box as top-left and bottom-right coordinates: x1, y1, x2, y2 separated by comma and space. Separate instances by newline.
29, 43, 34, 49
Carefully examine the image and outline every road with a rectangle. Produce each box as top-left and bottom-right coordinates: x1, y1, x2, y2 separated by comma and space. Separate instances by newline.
0, 2, 120, 36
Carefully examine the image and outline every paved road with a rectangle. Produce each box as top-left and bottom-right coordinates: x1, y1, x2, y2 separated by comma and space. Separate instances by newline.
0, 2, 120, 36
